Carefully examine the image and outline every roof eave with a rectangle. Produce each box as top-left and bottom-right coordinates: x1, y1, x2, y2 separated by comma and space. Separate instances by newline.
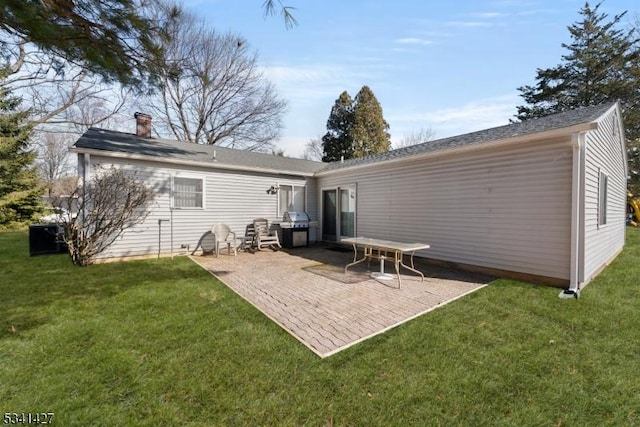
314, 121, 599, 177
69, 146, 318, 177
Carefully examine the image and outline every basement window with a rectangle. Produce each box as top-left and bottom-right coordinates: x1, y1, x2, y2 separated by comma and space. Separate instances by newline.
172, 177, 204, 208
598, 170, 608, 227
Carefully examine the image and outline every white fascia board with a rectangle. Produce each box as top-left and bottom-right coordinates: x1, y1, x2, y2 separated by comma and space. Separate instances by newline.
69, 146, 316, 177
314, 122, 599, 177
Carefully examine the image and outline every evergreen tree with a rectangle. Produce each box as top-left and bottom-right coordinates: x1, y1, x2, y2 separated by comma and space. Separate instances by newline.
321, 86, 391, 162
321, 91, 354, 162
0, 77, 44, 228
515, 2, 640, 140
0, 0, 178, 88
516, 1, 640, 192
351, 85, 391, 158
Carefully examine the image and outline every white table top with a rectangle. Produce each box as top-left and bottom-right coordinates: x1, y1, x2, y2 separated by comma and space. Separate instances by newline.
341, 237, 430, 252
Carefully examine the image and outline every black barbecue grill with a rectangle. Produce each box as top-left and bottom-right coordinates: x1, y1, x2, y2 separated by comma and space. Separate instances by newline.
280, 211, 310, 248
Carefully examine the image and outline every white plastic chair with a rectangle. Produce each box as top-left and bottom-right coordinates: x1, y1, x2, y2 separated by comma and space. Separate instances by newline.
211, 223, 237, 257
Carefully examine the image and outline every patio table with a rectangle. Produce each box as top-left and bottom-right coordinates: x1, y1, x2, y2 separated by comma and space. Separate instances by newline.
342, 237, 430, 288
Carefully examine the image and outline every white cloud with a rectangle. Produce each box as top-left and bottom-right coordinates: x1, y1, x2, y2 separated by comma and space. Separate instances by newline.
263, 64, 343, 84
516, 9, 555, 17
444, 21, 497, 28
388, 93, 521, 139
263, 63, 375, 99
394, 37, 434, 46
274, 135, 316, 159
472, 12, 508, 19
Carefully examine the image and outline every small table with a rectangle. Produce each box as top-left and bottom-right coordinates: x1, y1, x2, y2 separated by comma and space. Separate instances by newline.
342, 237, 430, 288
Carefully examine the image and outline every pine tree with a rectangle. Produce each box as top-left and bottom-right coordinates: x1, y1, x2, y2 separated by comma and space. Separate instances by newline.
516, 2, 640, 140
350, 86, 391, 158
0, 79, 44, 228
321, 91, 354, 162
321, 86, 391, 162
0, 0, 176, 87
516, 2, 640, 193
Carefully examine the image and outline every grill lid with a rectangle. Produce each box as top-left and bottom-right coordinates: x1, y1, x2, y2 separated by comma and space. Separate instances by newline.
283, 211, 310, 223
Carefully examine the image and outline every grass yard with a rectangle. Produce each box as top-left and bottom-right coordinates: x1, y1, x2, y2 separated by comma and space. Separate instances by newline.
1, 229, 639, 426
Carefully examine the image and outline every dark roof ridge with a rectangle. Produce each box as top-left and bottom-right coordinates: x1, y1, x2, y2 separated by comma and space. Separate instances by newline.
318, 101, 617, 173
73, 128, 325, 174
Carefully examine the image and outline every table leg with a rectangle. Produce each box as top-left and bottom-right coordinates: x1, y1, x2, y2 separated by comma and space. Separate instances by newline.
345, 243, 368, 273
394, 250, 402, 288
398, 251, 425, 281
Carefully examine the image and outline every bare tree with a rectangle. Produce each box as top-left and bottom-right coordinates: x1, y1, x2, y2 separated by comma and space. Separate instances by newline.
144, 5, 287, 151
36, 133, 74, 196
49, 176, 79, 199
1, 37, 134, 198
57, 167, 154, 266
394, 127, 436, 149
1, 36, 130, 133
303, 137, 323, 161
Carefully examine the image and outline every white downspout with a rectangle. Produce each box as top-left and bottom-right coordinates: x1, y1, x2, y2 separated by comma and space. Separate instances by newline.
561, 133, 584, 299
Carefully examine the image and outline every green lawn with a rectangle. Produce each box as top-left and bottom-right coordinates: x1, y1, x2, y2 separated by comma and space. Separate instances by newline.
1, 229, 639, 426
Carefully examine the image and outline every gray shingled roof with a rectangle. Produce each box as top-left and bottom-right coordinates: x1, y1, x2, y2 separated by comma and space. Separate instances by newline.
73, 128, 326, 175
74, 102, 616, 176
318, 102, 617, 173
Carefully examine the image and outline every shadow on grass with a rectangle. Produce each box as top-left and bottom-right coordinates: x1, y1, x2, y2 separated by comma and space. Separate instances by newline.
0, 230, 208, 339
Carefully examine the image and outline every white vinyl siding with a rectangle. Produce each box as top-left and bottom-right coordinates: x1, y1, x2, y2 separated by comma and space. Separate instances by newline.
305, 177, 318, 220
318, 137, 573, 280
87, 156, 307, 259
582, 108, 626, 283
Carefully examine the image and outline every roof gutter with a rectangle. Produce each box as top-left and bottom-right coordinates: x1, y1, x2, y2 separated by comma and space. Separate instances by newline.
314, 122, 599, 177
69, 146, 318, 177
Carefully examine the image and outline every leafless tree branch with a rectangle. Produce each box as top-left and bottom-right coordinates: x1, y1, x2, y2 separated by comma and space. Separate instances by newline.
56, 166, 155, 266
143, 4, 287, 152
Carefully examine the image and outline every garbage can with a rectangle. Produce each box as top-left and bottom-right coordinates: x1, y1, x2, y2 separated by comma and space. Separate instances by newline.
29, 224, 67, 256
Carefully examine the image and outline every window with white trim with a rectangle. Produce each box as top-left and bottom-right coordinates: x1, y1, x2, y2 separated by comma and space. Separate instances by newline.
278, 185, 305, 216
598, 170, 608, 226
172, 177, 203, 208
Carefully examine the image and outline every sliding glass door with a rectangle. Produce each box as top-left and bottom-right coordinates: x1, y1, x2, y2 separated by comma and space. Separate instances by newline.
339, 187, 356, 238
322, 186, 356, 242
322, 189, 337, 241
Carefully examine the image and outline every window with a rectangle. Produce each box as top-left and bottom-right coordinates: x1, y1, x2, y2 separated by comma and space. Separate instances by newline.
173, 177, 203, 208
278, 185, 305, 216
598, 170, 608, 226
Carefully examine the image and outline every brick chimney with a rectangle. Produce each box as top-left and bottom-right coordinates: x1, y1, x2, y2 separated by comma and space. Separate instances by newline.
134, 112, 152, 138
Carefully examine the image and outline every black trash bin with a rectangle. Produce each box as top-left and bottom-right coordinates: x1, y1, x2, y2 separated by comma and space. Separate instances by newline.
29, 224, 67, 256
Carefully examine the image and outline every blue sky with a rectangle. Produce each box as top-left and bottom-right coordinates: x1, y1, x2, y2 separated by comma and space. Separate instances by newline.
191, 0, 638, 157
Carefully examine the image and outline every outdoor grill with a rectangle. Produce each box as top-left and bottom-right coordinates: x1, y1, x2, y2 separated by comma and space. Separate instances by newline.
280, 211, 310, 248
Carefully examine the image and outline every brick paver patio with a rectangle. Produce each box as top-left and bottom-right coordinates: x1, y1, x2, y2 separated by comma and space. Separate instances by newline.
191, 245, 492, 357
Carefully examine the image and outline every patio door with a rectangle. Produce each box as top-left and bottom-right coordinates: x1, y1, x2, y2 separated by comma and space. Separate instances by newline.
339, 187, 356, 239
322, 186, 356, 242
322, 189, 337, 241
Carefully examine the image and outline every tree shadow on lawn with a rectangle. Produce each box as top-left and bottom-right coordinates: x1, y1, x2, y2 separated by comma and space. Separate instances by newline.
0, 237, 207, 339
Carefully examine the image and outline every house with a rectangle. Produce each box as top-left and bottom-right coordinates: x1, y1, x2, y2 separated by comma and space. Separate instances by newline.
72, 123, 324, 259
71, 102, 628, 291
